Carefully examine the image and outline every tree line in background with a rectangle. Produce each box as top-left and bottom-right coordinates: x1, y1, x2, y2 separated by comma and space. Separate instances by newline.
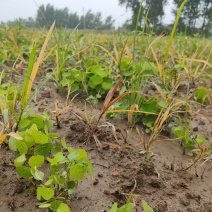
1, 1, 211, 36
2, 4, 115, 30
119, 0, 211, 36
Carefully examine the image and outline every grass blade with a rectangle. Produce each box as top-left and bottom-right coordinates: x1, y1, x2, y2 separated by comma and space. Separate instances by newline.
25, 21, 55, 102
164, 0, 187, 62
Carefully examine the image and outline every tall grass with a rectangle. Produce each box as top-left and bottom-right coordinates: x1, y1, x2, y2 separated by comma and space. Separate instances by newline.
164, 0, 187, 62
16, 21, 55, 130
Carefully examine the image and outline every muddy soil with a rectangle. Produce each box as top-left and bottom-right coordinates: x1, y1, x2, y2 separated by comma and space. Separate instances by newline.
0, 78, 212, 212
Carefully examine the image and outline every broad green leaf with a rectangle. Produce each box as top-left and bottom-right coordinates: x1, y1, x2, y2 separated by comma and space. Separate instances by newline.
44, 178, 53, 186
51, 142, 62, 155
50, 165, 60, 175
140, 98, 159, 113
195, 135, 205, 144
72, 69, 84, 81
109, 202, 118, 212
71, 83, 79, 92
15, 140, 28, 154
141, 200, 154, 212
50, 200, 63, 211
68, 148, 87, 160
31, 130, 48, 144
57, 203, 70, 212
31, 117, 44, 129
47, 157, 59, 166
28, 123, 38, 131
28, 155, 44, 168
96, 69, 109, 78
89, 65, 101, 74
62, 72, 72, 77
19, 118, 31, 129
109, 202, 134, 212
67, 181, 76, 189
117, 202, 134, 212
68, 152, 80, 161
24, 133, 35, 148
31, 167, 44, 181
16, 166, 32, 179
88, 75, 103, 89
60, 78, 70, 86
120, 58, 132, 70
102, 78, 113, 90
48, 133, 58, 139
36, 187, 54, 201
158, 101, 169, 108
47, 152, 65, 165
194, 87, 209, 104
172, 126, 188, 141
14, 154, 26, 167
69, 164, 86, 180
9, 137, 17, 151
34, 143, 53, 156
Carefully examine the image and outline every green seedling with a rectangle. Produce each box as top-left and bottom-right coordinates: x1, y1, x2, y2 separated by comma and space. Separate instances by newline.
10, 111, 93, 211
109, 181, 136, 212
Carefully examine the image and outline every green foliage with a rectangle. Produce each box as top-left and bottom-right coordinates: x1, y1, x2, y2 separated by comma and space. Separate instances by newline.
141, 200, 154, 212
194, 87, 212, 105
37, 187, 55, 201
8, 112, 92, 211
0, 80, 20, 114
1, 13, 211, 211
171, 126, 205, 149
59, 63, 114, 102
109, 199, 153, 212
18, 113, 53, 132
109, 202, 134, 212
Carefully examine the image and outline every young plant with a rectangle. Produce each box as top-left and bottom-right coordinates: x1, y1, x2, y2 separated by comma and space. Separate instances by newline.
9, 113, 93, 211
109, 183, 135, 212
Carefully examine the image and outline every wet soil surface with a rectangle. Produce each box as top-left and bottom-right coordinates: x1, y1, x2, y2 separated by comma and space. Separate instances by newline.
0, 79, 212, 212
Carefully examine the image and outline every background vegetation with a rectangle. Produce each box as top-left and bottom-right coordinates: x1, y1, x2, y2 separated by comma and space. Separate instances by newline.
1, 1, 211, 36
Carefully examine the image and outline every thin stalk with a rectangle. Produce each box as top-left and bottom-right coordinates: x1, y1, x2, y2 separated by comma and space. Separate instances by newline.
164, 0, 187, 63
133, 3, 143, 64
